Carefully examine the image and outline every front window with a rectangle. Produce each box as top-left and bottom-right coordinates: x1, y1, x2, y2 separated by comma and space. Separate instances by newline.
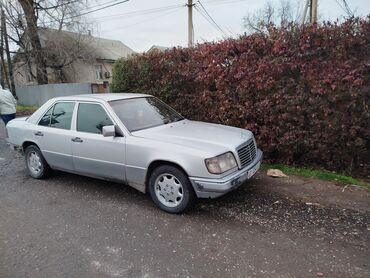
77, 103, 113, 134
95, 65, 103, 80
110, 97, 184, 132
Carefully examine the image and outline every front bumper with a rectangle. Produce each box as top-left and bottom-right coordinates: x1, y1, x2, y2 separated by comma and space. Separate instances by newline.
189, 149, 263, 198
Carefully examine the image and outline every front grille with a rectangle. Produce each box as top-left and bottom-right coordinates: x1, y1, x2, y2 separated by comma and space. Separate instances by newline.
237, 140, 257, 168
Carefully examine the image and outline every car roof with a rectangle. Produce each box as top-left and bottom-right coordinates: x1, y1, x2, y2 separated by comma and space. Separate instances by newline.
52, 93, 151, 102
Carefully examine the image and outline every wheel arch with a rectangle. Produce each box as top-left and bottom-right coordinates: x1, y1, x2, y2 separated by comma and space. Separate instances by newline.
22, 141, 40, 152
145, 160, 190, 193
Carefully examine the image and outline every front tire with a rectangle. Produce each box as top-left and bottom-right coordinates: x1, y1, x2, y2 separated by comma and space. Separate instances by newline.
25, 145, 51, 179
148, 165, 196, 214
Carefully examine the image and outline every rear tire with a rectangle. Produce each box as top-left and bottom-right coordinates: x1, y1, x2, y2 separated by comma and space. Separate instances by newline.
25, 145, 51, 179
148, 165, 196, 214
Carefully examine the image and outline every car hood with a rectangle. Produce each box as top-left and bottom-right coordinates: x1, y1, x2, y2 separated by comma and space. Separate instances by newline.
131, 120, 253, 155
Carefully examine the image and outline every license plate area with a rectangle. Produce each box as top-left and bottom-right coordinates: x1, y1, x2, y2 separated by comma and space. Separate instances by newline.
247, 161, 260, 179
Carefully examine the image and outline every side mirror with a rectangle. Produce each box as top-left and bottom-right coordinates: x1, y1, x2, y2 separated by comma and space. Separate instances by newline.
102, 125, 116, 137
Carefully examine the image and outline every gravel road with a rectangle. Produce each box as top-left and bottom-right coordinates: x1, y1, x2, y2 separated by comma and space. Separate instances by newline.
0, 123, 369, 278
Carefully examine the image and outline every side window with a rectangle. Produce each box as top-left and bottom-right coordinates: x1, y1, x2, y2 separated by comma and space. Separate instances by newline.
38, 106, 53, 126
95, 65, 103, 80
77, 103, 113, 134
50, 102, 75, 130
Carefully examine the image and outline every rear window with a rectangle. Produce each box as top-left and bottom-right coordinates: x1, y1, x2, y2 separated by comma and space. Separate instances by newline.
38, 102, 75, 130
38, 107, 53, 126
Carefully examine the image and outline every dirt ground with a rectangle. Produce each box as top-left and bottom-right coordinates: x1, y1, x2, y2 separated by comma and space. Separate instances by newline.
253, 173, 370, 213
0, 122, 369, 277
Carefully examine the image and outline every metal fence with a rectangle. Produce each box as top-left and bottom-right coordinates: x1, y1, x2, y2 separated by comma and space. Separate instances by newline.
15, 83, 94, 107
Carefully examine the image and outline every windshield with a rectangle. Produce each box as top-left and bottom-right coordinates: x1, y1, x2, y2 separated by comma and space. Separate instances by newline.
109, 97, 184, 132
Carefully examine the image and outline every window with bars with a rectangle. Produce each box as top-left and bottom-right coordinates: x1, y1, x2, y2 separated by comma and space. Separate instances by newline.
95, 65, 103, 80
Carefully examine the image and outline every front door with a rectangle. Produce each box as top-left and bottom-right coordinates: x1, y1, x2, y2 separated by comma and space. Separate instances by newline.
71, 102, 125, 182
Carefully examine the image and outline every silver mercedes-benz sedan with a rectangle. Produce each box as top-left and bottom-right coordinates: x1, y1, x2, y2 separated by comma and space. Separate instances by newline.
6, 93, 262, 213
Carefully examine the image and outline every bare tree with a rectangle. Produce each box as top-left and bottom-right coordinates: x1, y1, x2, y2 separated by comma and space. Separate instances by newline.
17, 0, 49, 84
40, 28, 95, 81
243, 0, 302, 34
1, 8, 16, 94
3, 0, 92, 84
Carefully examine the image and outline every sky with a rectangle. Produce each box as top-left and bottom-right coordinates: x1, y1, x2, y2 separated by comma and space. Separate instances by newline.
89, 0, 370, 53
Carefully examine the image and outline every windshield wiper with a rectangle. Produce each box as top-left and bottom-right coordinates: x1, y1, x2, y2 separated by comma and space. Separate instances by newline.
173, 117, 184, 122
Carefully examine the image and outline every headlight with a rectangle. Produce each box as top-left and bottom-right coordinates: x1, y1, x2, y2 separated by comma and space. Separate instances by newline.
205, 152, 237, 174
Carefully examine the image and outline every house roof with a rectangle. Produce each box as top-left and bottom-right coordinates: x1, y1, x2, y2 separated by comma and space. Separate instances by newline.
37, 28, 135, 61
148, 45, 169, 53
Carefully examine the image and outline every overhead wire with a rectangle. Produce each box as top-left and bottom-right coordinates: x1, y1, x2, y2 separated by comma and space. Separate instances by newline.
100, 6, 183, 33
194, 5, 223, 36
70, 0, 130, 18
41, 0, 130, 25
336, 0, 354, 16
40, 0, 128, 17
195, 0, 230, 37
92, 4, 184, 21
35, 0, 240, 43
204, 0, 250, 6
23, 0, 241, 35
95, 0, 236, 39
85, 0, 126, 11
342, 0, 353, 14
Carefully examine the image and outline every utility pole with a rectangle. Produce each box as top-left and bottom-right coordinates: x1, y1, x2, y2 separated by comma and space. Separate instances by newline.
187, 0, 194, 47
301, 0, 309, 25
302, 0, 318, 25
311, 0, 318, 23
1, 8, 16, 96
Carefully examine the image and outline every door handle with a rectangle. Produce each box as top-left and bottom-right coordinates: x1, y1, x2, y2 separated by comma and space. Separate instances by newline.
34, 131, 43, 136
71, 137, 83, 143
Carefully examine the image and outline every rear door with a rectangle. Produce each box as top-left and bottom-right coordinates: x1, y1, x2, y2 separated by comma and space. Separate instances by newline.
71, 102, 126, 182
34, 101, 76, 171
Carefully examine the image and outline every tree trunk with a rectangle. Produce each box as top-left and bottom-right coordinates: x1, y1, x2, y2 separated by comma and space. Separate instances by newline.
0, 11, 4, 89
0, 18, 5, 88
1, 9, 16, 96
18, 0, 48, 84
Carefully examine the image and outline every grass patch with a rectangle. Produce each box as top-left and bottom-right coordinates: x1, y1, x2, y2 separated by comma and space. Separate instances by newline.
17, 105, 38, 115
261, 163, 370, 189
